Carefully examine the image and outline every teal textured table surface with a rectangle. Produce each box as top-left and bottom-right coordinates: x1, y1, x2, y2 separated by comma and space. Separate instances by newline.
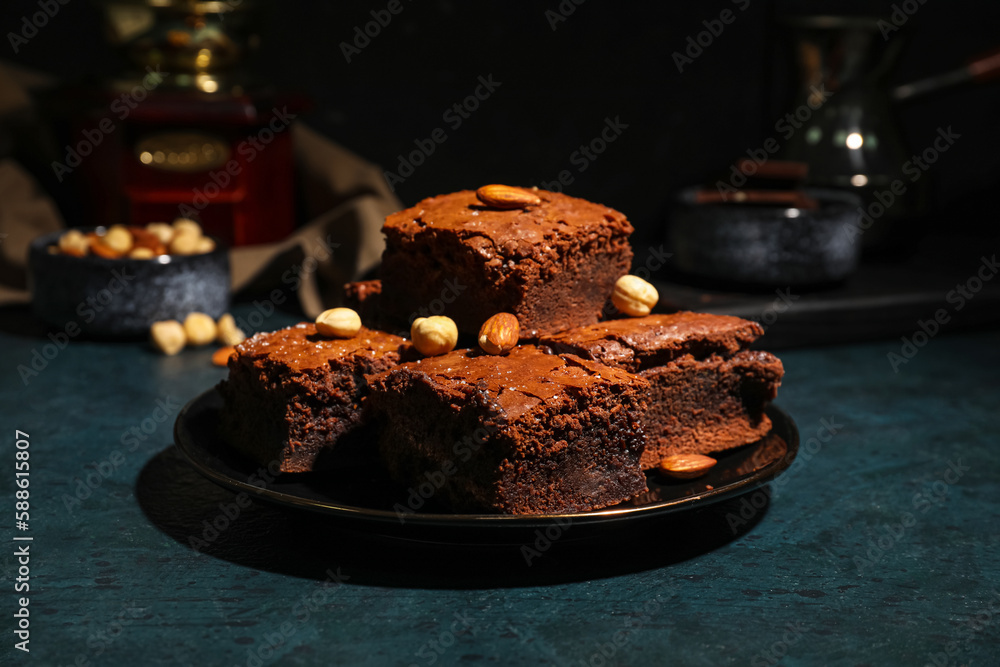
2, 307, 999, 667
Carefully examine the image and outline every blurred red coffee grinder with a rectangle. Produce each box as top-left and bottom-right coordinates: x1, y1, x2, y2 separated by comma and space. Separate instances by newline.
49, 0, 301, 246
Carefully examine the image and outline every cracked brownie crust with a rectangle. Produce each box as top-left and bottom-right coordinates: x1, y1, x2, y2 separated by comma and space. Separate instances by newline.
379, 189, 633, 338
218, 322, 411, 473
541, 313, 784, 469
368, 345, 649, 514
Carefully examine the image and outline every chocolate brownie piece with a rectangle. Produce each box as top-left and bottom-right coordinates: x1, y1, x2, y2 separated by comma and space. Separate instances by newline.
343, 279, 399, 333
379, 188, 634, 338
344, 279, 382, 318
218, 322, 410, 473
540, 313, 784, 469
633, 350, 784, 468
368, 345, 649, 514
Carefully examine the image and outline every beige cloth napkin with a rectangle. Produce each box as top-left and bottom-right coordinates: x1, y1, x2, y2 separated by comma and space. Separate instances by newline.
0, 119, 397, 316
0, 160, 63, 299
230, 122, 398, 317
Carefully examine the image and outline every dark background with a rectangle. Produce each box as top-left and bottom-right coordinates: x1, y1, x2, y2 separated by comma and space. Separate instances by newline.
2, 0, 998, 249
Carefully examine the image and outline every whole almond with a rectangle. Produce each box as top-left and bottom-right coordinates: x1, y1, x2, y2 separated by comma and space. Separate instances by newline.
88, 232, 123, 259
146, 222, 175, 245
212, 345, 237, 367
131, 227, 166, 254
658, 454, 717, 479
475, 184, 541, 210
478, 312, 520, 355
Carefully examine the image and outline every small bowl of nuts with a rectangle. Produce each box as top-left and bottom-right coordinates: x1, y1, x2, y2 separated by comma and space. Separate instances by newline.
28, 218, 230, 338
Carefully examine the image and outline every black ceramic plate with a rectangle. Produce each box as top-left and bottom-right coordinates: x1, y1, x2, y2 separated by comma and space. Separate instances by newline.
175, 388, 798, 533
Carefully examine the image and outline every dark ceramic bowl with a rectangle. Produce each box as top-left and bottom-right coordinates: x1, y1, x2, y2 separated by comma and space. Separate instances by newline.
29, 229, 230, 338
667, 187, 862, 288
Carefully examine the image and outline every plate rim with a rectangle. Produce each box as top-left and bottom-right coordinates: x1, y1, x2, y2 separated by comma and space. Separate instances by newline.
174, 387, 799, 529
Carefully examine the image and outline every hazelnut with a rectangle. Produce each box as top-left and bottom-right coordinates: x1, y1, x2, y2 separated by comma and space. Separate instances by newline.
58, 229, 89, 256
315, 308, 362, 339
102, 225, 134, 254
183, 312, 217, 346
128, 247, 156, 260
169, 230, 201, 255
150, 320, 186, 355
146, 222, 174, 245
194, 236, 216, 254
216, 314, 246, 346
611, 275, 659, 317
172, 218, 202, 237
411, 316, 458, 356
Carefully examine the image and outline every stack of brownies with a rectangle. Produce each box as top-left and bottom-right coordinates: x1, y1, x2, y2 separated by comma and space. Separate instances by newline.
218, 186, 783, 514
